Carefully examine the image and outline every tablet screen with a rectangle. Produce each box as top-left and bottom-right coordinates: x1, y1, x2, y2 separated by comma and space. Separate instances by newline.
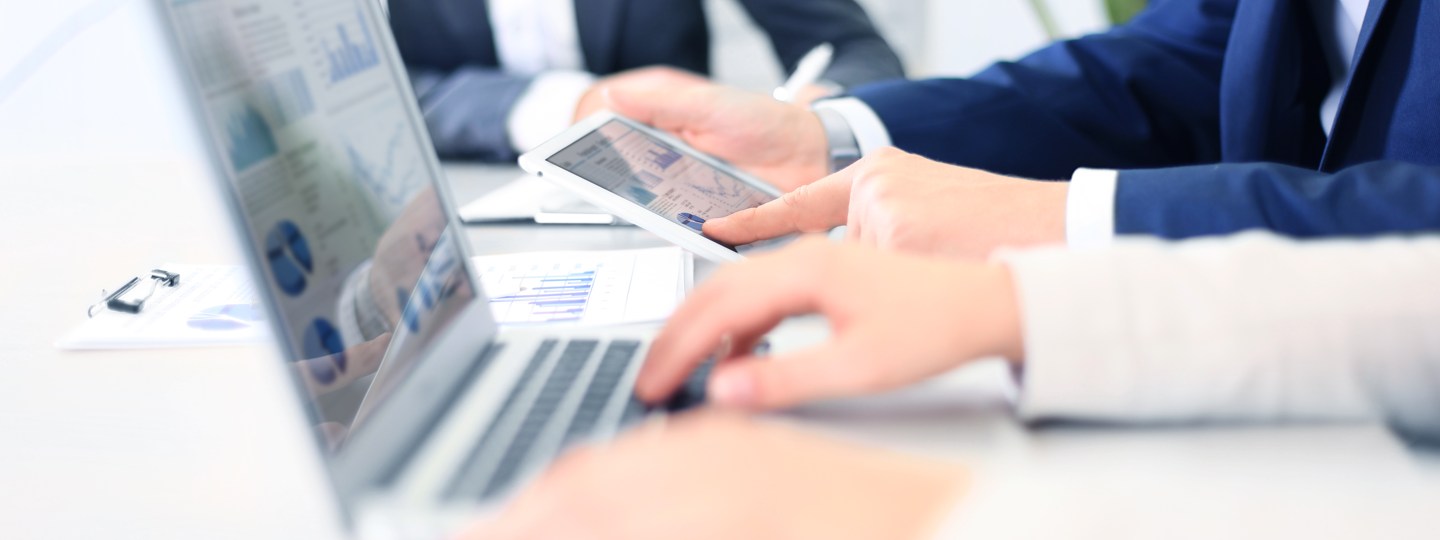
547, 120, 775, 236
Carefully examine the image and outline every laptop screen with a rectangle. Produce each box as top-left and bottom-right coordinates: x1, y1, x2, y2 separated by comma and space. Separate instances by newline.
156, 0, 482, 452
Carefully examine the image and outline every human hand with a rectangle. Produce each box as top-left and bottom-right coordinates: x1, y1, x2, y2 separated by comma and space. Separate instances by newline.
464, 411, 967, 540
704, 147, 1068, 260
790, 83, 839, 106
572, 66, 711, 122
636, 239, 1024, 411
604, 83, 828, 191
369, 185, 446, 325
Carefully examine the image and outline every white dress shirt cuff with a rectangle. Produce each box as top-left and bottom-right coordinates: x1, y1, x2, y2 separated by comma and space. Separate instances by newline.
505, 70, 596, 153
1065, 168, 1118, 251
811, 97, 892, 154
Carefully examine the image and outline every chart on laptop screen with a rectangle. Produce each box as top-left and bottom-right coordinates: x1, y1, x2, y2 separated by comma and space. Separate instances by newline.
165, 0, 434, 332
300, 0, 381, 84
161, 0, 454, 428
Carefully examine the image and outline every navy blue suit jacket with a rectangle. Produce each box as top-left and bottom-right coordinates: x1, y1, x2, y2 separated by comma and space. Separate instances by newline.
851, 0, 1440, 239
391, 0, 904, 162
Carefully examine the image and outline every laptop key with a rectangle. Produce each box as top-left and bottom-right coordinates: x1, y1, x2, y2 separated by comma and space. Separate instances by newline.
444, 339, 557, 499
561, 340, 640, 447
665, 357, 715, 412
620, 395, 650, 427
480, 339, 598, 498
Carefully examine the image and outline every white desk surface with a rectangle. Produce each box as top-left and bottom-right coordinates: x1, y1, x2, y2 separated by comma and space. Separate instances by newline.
2, 158, 1438, 540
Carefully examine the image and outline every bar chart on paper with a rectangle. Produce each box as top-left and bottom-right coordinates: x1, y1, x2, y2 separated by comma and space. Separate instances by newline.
474, 248, 690, 327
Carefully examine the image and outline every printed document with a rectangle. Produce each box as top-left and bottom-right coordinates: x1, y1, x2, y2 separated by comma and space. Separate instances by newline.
473, 247, 691, 327
60, 264, 268, 349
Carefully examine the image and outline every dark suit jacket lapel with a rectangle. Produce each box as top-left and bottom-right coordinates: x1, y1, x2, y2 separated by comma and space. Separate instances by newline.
574, 0, 627, 74
1319, 0, 1392, 169
1220, 0, 1329, 168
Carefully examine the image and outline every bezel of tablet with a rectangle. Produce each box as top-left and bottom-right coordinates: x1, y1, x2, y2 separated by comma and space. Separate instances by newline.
518, 110, 784, 263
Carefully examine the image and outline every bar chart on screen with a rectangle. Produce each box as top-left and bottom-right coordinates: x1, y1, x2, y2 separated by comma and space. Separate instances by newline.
297, 0, 380, 85
474, 248, 690, 327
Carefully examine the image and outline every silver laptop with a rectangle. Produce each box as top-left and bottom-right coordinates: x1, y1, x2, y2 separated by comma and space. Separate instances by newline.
148, 0, 706, 536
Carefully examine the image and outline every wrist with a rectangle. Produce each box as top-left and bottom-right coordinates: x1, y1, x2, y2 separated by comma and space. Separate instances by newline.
1038, 181, 1070, 246
986, 263, 1026, 364
813, 107, 861, 174
793, 110, 832, 182
1005, 179, 1070, 248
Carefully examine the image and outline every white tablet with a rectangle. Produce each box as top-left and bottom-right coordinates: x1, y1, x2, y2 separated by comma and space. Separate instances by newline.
519, 110, 791, 262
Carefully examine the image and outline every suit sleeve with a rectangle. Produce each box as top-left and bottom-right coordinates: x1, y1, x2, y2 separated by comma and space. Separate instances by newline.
1114, 160, 1440, 238
389, 0, 532, 162
849, 0, 1236, 180
735, 0, 905, 88
407, 67, 533, 162
999, 231, 1440, 444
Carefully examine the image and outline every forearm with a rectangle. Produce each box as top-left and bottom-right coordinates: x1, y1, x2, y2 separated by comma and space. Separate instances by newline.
1115, 160, 1440, 238
999, 231, 1440, 442
848, 0, 1235, 179
408, 67, 533, 162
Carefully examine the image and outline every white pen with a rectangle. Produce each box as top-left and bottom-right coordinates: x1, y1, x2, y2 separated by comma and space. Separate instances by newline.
772, 42, 833, 103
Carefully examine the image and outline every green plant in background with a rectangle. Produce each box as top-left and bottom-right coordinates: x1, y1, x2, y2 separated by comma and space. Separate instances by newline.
1027, 0, 1149, 40
1105, 0, 1148, 24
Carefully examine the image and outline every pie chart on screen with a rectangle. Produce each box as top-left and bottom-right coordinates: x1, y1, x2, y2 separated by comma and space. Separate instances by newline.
303, 317, 347, 372
187, 304, 264, 331
266, 220, 313, 297
677, 213, 706, 231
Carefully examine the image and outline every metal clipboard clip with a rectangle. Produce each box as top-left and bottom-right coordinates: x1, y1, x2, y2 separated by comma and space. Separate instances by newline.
87, 269, 182, 318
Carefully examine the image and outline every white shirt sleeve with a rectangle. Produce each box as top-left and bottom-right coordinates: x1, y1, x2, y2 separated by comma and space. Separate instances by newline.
992, 230, 1440, 438
810, 97, 892, 154
487, 0, 591, 153
488, 0, 585, 75
1065, 168, 1118, 251
505, 70, 596, 153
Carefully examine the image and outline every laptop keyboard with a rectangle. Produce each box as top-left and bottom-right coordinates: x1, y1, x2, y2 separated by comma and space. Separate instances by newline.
443, 340, 557, 499
561, 340, 639, 446
446, 338, 645, 501
479, 340, 597, 498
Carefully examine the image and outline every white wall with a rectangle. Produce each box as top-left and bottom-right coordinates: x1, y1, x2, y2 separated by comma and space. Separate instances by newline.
0, 0, 203, 161
924, 0, 1109, 77
707, 0, 1113, 88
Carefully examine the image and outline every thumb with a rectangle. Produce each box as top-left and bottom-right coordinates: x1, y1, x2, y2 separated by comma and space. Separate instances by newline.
604, 87, 702, 135
703, 172, 853, 245
706, 342, 869, 410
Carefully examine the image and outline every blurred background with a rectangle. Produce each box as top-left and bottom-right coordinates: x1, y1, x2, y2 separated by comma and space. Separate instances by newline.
0, 0, 1134, 163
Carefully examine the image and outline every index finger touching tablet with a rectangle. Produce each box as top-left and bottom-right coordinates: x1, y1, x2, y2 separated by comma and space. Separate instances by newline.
704, 172, 853, 245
